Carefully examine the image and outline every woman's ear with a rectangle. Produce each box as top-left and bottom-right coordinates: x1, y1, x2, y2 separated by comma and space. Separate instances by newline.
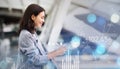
31, 14, 36, 21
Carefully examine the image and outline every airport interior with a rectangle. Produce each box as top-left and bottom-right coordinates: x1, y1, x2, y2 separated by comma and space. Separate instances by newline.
0, 0, 120, 69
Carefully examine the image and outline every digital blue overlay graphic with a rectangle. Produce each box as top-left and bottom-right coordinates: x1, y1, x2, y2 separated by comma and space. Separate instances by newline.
87, 13, 97, 23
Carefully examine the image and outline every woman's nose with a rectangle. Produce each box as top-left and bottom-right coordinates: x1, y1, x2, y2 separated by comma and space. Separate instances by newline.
42, 19, 44, 23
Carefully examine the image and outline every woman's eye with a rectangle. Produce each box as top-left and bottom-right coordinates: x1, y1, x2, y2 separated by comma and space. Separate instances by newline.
41, 16, 44, 19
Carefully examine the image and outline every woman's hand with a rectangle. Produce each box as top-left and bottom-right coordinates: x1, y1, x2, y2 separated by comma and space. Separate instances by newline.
47, 46, 66, 59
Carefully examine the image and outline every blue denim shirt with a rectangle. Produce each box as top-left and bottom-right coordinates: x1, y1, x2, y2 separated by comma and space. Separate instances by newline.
18, 30, 49, 69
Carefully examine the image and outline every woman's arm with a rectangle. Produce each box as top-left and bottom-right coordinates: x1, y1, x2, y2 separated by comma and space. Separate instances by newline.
47, 46, 66, 59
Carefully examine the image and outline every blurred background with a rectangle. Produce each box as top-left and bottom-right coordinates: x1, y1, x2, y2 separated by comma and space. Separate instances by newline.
0, 0, 120, 69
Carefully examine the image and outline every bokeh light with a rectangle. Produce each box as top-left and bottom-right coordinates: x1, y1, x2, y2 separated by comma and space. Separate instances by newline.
97, 17, 106, 26
70, 36, 81, 49
116, 58, 120, 65
87, 13, 97, 23
0, 60, 7, 69
46, 61, 56, 69
94, 44, 106, 55
110, 41, 120, 51
110, 13, 120, 23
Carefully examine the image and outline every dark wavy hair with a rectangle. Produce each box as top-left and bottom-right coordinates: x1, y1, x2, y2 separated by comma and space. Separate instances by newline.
19, 4, 45, 34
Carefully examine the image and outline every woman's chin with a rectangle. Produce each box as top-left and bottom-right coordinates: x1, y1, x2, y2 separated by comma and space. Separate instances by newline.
35, 25, 42, 29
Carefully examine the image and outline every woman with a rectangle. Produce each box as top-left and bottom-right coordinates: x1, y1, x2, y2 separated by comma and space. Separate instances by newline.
18, 4, 66, 69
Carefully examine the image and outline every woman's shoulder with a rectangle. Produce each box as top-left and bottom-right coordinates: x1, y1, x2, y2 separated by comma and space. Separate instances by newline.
19, 30, 32, 38
21, 29, 32, 34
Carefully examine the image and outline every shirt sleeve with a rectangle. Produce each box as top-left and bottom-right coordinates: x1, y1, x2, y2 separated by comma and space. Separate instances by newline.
19, 31, 49, 66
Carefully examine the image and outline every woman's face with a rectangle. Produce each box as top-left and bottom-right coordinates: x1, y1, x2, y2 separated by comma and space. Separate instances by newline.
31, 11, 45, 28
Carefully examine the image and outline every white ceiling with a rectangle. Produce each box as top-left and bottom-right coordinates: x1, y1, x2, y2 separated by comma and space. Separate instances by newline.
0, 0, 55, 14
0, 0, 119, 15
